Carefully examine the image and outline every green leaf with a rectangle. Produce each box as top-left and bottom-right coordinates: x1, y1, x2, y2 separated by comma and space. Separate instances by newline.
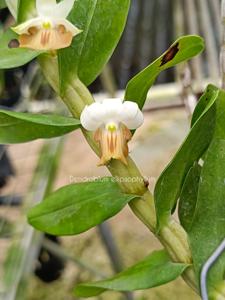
212, 89, 225, 140
189, 89, 225, 295
17, 0, 36, 22
178, 163, 201, 232
74, 250, 188, 298
0, 110, 80, 144
0, 29, 40, 69
154, 85, 219, 231
189, 139, 225, 293
190, 86, 218, 127
58, 0, 130, 93
125, 35, 204, 109
28, 178, 137, 236
0, 0, 6, 9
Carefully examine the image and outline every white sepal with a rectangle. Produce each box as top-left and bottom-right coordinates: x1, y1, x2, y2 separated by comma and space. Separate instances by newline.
56, 0, 75, 18
100, 98, 123, 123
120, 101, 144, 129
36, 0, 74, 18
5, 0, 18, 19
12, 17, 43, 34
36, 0, 56, 17
80, 104, 104, 131
54, 18, 82, 36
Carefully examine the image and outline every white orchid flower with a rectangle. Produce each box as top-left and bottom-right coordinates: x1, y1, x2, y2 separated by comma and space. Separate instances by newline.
81, 98, 144, 166
11, 0, 81, 50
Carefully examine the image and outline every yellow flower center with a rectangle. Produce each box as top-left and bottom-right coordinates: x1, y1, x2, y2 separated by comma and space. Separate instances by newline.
106, 122, 117, 132
42, 21, 51, 30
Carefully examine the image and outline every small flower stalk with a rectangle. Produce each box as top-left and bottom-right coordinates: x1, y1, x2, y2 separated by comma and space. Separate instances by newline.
81, 98, 144, 165
12, 0, 81, 50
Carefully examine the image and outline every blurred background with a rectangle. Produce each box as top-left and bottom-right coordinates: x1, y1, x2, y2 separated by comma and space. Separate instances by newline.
0, 0, 221, 299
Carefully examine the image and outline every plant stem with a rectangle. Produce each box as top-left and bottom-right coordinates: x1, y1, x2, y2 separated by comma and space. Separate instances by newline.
39, 54, 197, 292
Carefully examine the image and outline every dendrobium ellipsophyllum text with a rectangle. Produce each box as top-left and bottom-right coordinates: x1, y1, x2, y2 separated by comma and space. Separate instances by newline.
12, 0, 81, 50
81, 99, 144, 166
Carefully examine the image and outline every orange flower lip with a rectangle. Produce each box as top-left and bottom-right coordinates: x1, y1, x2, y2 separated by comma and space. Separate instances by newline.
19, 25, 74, 51
94, 125, 132, 166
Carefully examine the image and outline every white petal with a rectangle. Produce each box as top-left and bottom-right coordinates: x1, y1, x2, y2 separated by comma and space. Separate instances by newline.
101, 98, 123, 122
5, 0, 18, 19
12, 17, 43, 34
123, 110, 144, 129
54, 18, 82, 36
56, 0, 74, 18
36, 0, 56, 17
87, 102, 105, 122
121, 101, 144, 129
80, 105, 103, 131
102, 98, 123, 105
121, 101, 139, 119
